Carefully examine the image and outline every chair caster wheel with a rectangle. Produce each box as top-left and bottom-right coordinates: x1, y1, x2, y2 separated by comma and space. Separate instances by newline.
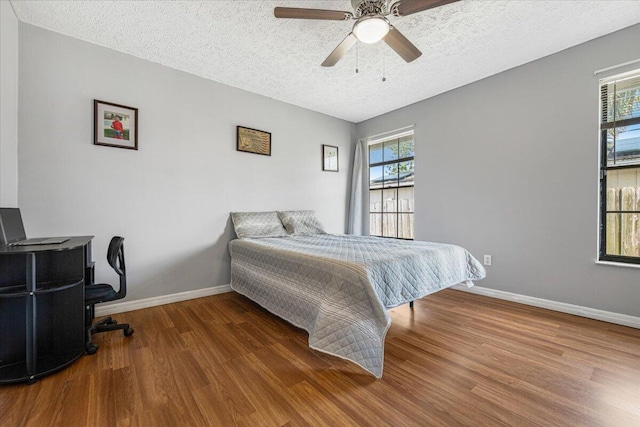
86, 344, 98, 355
124, 328, 134, 337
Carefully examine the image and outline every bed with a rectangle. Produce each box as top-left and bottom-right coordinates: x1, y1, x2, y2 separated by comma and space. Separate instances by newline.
228, 211, 486, 378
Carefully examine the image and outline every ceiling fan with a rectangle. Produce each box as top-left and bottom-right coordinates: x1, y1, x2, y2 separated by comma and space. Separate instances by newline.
274, 0, 460, 67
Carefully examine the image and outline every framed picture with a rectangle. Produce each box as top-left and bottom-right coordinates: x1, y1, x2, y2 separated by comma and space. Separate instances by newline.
322, 144, 339, 172
237, 126, 271, 156
94, 100, 138, 150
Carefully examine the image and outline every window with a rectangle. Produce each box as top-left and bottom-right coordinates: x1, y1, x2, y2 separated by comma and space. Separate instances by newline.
599, 70, 640, 264
369, 132, 414, 239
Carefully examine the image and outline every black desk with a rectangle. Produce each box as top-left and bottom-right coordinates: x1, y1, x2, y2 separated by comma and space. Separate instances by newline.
0, 236, 94, 384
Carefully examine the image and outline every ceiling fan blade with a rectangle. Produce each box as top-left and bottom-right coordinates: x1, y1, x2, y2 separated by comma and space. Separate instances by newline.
396, 0, 460, 16
274, 7, 352, 20
321, 33, 358, 67
383, 26, 422, 63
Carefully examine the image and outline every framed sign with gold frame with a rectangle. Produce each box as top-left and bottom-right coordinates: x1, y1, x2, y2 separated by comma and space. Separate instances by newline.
237, 126, 271, 156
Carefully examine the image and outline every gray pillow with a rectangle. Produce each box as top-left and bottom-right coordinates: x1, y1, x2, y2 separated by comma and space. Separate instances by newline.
277, 211, 327, 235
230, 211, 287, 239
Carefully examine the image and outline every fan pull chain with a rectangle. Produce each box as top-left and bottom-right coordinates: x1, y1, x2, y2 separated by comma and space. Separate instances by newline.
355, 43, 359, 74
382, 51, 386, 82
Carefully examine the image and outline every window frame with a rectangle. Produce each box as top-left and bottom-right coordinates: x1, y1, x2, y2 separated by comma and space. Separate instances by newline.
368, 132, 415, 240
598, 70, 640, 265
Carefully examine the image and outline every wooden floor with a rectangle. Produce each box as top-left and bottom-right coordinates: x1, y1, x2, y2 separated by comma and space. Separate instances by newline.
2, 290, 640, 427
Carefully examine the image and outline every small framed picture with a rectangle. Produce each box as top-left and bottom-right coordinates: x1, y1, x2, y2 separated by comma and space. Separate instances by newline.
237, 126, 271, 156
94, 100, 138, 150
322, 144, 338, 172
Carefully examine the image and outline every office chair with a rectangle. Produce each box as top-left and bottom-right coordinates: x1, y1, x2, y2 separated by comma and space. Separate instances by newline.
85, 236, 134, 354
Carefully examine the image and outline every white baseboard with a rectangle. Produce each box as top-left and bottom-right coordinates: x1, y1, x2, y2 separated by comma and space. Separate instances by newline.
95, 284, 232, 317
452, 284, 640, 329
95, 282, 640, 330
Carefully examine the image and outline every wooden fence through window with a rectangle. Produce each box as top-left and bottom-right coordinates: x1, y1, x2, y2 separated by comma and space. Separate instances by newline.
606, 186, 640, 256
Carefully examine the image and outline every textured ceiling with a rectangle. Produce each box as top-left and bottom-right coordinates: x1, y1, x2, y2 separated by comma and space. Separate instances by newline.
9, 0, 640, 123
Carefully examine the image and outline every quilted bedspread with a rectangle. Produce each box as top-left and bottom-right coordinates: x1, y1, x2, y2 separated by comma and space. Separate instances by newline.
228, 234, 486, 378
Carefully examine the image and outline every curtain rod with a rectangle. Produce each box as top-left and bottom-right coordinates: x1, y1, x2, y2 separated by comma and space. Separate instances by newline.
594, 58, 640, 76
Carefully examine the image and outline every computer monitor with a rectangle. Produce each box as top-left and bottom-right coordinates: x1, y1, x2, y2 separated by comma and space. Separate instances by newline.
0, 208, 28, 245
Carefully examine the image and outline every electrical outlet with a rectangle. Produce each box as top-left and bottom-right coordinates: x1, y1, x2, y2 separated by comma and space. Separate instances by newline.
483, 255, 492, 266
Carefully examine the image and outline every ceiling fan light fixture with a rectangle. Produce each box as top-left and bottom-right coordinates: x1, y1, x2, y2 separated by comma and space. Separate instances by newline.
353, 16, 390, 44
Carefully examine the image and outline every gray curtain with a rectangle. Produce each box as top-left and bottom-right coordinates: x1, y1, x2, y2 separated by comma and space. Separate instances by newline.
347, 138, 367, 235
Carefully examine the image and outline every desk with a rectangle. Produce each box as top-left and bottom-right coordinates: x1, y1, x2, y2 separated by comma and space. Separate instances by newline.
0, 236, 94, 384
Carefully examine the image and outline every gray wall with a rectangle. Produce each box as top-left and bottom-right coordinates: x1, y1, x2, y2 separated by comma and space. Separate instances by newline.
19, 24, 354, 301
1, 1, 19, 207
356, 24, 640, 317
